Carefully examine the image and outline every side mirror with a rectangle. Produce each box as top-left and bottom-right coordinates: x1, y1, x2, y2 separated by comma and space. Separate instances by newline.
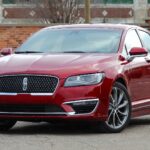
0, 48, 13, 56
129, 47, 148, 56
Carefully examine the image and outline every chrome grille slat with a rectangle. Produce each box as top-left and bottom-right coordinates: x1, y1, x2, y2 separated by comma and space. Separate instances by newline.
0, 75, 59, 94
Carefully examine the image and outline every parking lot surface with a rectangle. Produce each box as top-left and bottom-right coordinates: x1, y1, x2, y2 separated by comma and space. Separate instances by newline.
0, 116, 149, 150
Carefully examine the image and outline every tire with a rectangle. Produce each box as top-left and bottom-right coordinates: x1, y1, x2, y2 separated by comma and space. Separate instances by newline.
97, 82, 131, 133
0, 120, 16, 131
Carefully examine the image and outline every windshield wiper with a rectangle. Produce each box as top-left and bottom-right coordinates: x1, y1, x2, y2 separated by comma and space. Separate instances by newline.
62, 51, 86, 53
15, 51, 43, 54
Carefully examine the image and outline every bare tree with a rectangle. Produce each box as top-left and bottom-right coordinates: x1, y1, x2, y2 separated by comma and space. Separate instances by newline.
41, 0, 80, 24
17, 0, 80, 24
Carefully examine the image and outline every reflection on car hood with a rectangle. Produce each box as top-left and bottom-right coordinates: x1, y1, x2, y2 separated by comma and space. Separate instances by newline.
0, 53, 117, 78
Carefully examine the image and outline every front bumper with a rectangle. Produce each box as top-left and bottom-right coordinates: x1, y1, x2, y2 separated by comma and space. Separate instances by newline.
0, 78, 111, 121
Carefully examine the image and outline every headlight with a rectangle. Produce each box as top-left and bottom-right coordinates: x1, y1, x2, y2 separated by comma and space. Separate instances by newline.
64, 73, 105, 87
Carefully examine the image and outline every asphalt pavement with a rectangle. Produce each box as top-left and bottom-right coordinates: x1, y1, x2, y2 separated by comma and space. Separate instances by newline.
0, 116, 149, 150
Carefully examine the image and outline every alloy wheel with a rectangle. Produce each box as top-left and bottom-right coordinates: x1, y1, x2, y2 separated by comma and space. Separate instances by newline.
106, 85, 130, 130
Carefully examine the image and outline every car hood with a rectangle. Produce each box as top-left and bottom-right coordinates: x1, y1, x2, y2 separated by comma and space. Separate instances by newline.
0, 53, 117, 78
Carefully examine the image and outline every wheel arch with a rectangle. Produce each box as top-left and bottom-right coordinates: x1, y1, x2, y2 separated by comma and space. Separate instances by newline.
115, 77, 127, 88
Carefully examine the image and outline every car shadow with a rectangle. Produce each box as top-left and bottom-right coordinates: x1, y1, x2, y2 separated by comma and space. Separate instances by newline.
129, 116, 150, 127
3, 122, 96, 135
2, 116, 150, 135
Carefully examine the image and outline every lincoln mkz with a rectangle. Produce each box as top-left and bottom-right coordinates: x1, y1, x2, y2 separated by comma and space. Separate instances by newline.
0, 24, 150, 133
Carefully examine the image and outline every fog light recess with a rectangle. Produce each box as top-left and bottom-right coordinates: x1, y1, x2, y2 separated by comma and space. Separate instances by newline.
64, 99, 99, 115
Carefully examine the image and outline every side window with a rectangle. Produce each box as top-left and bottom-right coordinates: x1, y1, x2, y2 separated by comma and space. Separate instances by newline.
124, 29, 142, 53
138, 30, 150, 52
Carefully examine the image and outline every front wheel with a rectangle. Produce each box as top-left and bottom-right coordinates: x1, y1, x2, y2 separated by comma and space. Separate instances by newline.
0, 120, 16, 131
99, 82, 131, 133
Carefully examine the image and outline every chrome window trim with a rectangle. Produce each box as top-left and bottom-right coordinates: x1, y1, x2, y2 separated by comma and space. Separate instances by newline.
0, 74, 59, 96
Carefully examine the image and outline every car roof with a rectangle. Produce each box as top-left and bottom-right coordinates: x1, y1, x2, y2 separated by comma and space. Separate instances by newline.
44, 23, 146, 31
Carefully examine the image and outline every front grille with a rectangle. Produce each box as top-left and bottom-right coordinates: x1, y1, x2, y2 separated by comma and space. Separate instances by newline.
0, 75, 58, 94
0, 104, 64, 113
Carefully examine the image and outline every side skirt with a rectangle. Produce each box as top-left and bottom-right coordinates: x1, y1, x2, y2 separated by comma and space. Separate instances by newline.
131, 99, 150, 118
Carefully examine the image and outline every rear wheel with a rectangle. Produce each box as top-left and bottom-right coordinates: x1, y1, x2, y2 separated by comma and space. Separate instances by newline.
98, 82, 131, 133
0, 120, 16, 131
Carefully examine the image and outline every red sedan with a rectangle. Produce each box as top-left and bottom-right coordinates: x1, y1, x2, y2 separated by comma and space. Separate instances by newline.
0, 24, 150, 133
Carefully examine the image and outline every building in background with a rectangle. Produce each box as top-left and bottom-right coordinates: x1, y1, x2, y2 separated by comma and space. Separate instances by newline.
0, 0, 150, 50
0, 0, 150, 25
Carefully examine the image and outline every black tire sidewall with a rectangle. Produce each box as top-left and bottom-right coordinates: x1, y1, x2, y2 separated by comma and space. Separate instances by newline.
0, 120, 16, 131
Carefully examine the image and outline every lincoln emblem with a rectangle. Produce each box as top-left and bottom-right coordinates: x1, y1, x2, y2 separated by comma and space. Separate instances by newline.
22, 77, 28, 91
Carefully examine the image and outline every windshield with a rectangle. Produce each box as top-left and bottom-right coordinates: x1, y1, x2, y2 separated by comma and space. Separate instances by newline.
16, 28, 123, 53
